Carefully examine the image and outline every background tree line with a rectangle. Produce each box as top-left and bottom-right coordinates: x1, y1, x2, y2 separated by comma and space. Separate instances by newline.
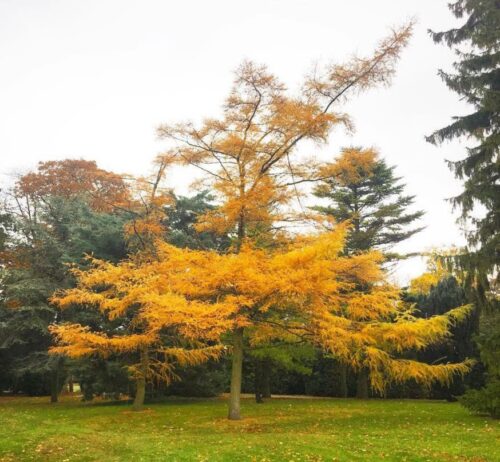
0, 151, 476, 408
0, 0, 497, 420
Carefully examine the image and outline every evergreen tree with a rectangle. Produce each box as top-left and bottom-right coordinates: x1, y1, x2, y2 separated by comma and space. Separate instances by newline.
0, 196, 128, 401
313, 147, 424, 256
460, 310, 500, 418
0, 158, 132, 400
165, 191, 230, 251
427, 0, 499, 276
313, 147, 424, 398
427, 0, 499, 417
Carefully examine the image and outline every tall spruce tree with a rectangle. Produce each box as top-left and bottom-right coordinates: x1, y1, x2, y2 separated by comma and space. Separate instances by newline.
427, 0, 499, 276
426, 0, 500, 417
313, 147, 424, 256
313, 147, 424, 398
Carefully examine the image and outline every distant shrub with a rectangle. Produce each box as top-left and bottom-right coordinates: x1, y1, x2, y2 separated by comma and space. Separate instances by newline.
460, 379, 500, 419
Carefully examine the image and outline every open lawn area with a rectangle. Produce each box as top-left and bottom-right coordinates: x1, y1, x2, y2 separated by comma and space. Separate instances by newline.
0, 396, 498, 462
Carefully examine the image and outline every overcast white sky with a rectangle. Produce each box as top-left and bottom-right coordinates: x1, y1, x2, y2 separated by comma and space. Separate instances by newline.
0, 0, 471, 283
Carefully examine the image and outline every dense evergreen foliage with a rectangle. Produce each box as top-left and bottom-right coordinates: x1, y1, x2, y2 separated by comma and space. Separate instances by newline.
428, 0, 499, 417
0, 197, 128, 400
460, 310, 500, 418
312, 148, 424, 256
427, 0, 499, 274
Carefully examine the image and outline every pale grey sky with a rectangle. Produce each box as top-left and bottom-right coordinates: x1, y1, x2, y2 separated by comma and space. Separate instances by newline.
0, 0, 470, 283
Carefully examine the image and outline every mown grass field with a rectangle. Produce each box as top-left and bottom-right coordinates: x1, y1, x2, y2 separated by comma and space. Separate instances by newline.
0, 395, 498, 462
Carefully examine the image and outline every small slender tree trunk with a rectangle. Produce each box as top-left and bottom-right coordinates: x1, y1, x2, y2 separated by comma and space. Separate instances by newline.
339, 363, 348, 398
228, 327, 244, 420
254, 358, 263, 403
68, 375, 74, 393
50, 356, 64, 403
132, 348, 149, 411
356, 368, 369, 399
262, 359, 271, 399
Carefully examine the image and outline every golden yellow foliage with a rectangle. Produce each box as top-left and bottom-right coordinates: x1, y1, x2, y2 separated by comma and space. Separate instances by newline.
409, 250, 451, 294
157, 23, 414, 242
364, 347, 473, 394
318, 147, 378, 186
49, 252, 230, 385
49, 22, 471, 401
312, 302, 473, 394
51, 222, 472, 394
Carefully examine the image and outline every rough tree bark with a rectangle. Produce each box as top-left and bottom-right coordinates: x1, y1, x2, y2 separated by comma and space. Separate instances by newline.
228, 327, 244, 419
132, 348, 149, 411
356, 368, 369, 399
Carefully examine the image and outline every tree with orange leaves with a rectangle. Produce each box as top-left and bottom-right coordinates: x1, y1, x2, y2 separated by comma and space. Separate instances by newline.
50, 224, 472, 414
156, 23, 415, 419
51, 158, 203, 410
50, 254, 229, 411
16, 159, 131, 213
1, 156, 226, 404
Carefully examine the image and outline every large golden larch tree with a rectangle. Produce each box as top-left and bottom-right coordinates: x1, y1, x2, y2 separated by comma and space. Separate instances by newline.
51, 224, 472, 417
156, 23, 416, 419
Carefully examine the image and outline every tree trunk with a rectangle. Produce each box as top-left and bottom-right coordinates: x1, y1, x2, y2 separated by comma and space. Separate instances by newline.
228, 327, 244, 420
68, 375, 74, 393
356, 368, 369, 399
50, 356, 64, 403
133, 376, 146, 411
254, 358, 263, 403
339, 362, 348, 398
132, 348, 148, 411
262, 359, 271, 399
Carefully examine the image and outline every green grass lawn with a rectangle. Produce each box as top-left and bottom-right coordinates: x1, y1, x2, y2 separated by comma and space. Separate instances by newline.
0, 395, 498, 462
